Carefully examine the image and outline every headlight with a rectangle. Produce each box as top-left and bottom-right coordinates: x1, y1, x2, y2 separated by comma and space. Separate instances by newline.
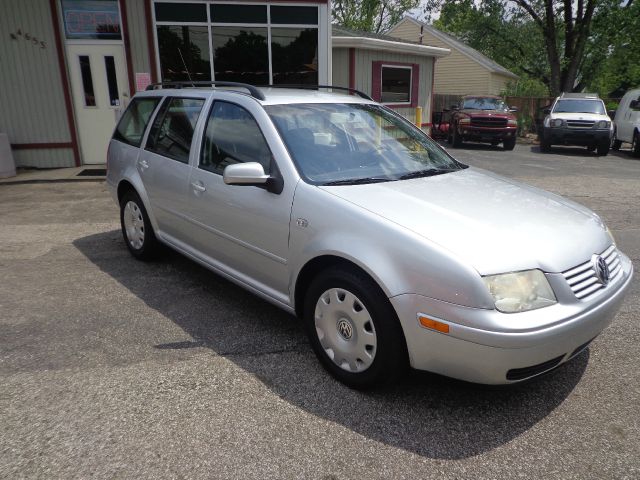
597, 120, 610, 129
483, 269, 557, 313
552, 118, 564, 128
507, 118, 518, 126
459, 117, 470, 124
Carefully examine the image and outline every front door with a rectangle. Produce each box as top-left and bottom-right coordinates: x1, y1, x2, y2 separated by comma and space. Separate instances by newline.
67, 43, 129, 164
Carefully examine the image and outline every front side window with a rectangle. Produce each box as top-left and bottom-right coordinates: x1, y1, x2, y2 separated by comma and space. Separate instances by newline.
553, 99, 606, 115
267, 103, 466, 185
113, 97, 160, 146
146, 97, 205, 163
200, 101, 272, 175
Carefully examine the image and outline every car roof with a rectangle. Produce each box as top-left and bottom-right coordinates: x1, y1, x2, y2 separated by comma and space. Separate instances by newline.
134, 86, 375, 106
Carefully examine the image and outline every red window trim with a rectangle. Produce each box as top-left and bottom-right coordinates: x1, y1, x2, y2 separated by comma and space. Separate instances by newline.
371, 61, 419, 108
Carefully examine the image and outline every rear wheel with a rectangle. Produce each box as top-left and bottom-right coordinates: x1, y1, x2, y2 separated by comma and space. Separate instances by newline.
120, 190, 160, 260
304, 266, 408, 389
503, 137, 516, 151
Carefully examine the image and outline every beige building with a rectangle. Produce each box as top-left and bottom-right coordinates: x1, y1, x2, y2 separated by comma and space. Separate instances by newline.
387, 16, 518, 96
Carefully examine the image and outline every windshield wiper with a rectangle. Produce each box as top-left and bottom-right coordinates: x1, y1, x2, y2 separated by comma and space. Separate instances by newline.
396, 168, 454, 180
322, 177, 392, 186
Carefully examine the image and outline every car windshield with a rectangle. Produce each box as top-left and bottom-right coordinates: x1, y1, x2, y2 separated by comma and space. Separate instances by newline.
266, 103, 466, 185
553, 99, 605, 114
462, 97, 507, 110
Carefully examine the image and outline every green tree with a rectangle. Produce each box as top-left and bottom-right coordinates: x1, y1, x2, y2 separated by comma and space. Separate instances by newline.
424, 0, 638, 96
333, 0, 420, 33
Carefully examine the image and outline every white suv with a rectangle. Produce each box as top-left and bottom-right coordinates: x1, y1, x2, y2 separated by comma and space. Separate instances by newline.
541, 93, 613, 155
612, 88, 640, 157
106, 82, 632, 389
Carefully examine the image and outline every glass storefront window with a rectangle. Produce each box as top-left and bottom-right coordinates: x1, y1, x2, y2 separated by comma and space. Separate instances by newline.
270, 6, 318, 25
210, 4, 268, 24
271, 28, 318, 85
62, 0, 121, 40
212, 27, 269, 84
157, 26, 211, 82
155, 3, 207, 23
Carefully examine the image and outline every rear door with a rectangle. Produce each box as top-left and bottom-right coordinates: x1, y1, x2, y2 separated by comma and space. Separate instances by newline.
185, 97, 296, 303
137, 95, 207, 241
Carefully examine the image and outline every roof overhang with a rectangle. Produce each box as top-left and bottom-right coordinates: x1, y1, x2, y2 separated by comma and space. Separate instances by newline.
332, 36, 450, 58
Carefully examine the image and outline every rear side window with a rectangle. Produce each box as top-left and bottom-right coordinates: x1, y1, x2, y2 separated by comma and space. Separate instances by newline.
146, 97, 205, 163
113, 97, 160, 146
199, 101, 271, 175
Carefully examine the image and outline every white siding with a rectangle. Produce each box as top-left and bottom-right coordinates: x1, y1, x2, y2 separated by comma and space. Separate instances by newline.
0, 0, 75, 167
124, 0, 152, 79
332, 48, 349, 87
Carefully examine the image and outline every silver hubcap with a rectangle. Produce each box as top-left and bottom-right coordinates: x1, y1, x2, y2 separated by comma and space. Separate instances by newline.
314, 288, 377, 373
123, 201, 145, 250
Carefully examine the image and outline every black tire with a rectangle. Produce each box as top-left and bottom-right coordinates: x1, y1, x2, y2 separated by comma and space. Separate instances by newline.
633, 131, 640, 158
452, 126, 463, 147
503, 137, 516, 151
596, 141, 610, 156
120, 190, 161, 261
540, 138, 551, 152
587, 145, 596, 152
611, 134, 622, 150
303, 266, 408, 389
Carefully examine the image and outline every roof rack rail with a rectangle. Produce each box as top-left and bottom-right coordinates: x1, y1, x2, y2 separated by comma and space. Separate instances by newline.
145, 81, 265, 101
262, 84, 373, 100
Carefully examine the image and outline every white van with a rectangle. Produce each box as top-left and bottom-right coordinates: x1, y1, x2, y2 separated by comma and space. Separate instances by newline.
612, 88, 640, 157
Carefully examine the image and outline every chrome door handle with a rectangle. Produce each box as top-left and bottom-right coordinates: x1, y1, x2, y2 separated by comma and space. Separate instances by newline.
191, 182, 206, 193
138, 159, 149, 170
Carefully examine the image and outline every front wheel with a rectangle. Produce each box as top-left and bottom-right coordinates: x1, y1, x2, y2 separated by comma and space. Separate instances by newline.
120, 190, 161, 260
596, 141, 610, 156
633, 132, 640, 158
304, 267, 408, 389
503, 137, 516, 151
611, 133, 622, 150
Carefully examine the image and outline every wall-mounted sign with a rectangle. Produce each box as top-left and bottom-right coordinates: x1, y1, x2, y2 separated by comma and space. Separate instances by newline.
61, 0, 122, 40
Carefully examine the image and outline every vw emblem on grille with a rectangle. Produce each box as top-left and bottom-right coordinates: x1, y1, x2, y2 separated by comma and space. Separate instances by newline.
593, 255, 610, 285
337, 319, 353, 340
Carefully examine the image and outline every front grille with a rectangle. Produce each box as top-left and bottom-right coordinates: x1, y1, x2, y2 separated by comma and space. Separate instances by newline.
566, 120, 595, 129
470, 117, 508, 128
506, 354, 565, 381
562, 245, 621, 300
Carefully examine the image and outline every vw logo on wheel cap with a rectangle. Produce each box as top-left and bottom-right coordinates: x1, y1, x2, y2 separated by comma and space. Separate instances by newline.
593, 254, 610, 285
337, 319, 354, 340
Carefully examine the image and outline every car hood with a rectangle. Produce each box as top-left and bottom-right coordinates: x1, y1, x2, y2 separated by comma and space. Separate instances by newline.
461, 109, 513, 118
549, 112, 608, 121
320, 168, 610, 275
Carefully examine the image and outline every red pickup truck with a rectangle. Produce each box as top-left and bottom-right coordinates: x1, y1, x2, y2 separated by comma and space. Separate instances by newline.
447, 96, 518, 150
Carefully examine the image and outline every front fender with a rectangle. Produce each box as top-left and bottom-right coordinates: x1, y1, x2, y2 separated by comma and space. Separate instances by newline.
288, 183, 494, 310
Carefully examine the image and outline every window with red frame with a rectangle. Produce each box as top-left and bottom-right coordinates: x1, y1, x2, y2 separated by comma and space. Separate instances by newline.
372, 61, 419, 107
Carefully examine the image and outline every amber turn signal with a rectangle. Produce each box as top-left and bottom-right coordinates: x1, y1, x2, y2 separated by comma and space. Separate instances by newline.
418, 315, 450, 333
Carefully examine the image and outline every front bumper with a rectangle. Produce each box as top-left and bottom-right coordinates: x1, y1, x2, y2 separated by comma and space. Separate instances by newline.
544, 127, 611, 146
460, 125, 517, 141
390, 253, 633, 384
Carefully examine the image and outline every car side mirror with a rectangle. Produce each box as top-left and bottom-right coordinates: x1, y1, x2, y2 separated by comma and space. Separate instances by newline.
630, 100, 639, 110
223, 162, 269, 186
509, 106, 518, 112
543, 108, 551, 115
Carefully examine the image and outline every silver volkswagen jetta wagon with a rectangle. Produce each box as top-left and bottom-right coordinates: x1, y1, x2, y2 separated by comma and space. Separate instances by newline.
107, 82, 633, 389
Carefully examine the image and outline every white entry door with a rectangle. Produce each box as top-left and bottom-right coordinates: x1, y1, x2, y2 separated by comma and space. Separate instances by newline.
67, 43, 129, 164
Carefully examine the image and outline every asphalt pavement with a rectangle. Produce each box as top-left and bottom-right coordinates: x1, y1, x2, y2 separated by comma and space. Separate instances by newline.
1, 142, 639, 479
